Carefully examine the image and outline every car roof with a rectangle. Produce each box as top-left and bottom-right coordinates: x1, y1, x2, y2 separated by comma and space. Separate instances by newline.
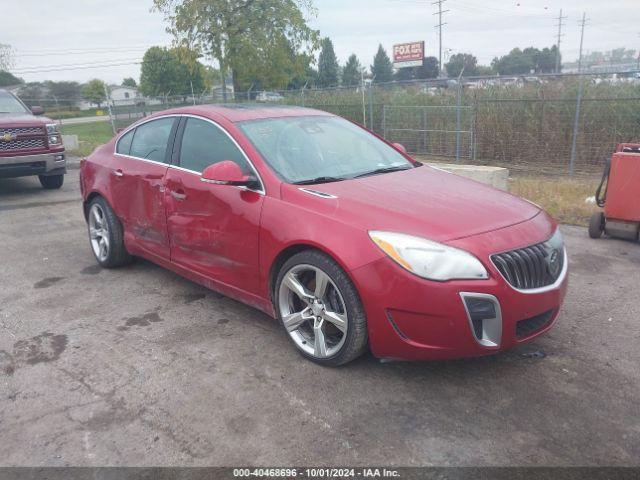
157, 104, 333, 123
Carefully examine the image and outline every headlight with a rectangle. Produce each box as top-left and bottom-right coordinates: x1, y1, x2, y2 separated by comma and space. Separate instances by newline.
46, 123, 62, 145
545, 227, 564, 251
369, 231, 488, 281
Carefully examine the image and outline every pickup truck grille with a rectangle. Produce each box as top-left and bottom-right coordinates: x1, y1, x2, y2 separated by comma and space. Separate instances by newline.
0, 126, 45, 136
0, 138, 46, 152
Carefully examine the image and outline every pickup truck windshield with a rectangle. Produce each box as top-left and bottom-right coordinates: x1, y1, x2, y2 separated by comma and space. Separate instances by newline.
238, 116, 414, 184
0, 91, 30, 114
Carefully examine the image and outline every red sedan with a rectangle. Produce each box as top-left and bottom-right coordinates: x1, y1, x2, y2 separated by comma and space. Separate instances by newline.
80, 105, 568, 366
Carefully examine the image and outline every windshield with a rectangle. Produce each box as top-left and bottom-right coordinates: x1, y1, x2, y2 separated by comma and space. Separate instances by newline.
0, 91, 29, 114
238, 115, 414, 184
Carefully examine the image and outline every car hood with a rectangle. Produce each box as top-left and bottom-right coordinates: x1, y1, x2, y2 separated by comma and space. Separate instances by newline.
0, 113, 52, 126
282, 165, 540, 243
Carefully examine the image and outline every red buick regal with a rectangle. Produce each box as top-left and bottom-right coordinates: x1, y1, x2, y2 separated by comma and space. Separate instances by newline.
80, 105, 568, 366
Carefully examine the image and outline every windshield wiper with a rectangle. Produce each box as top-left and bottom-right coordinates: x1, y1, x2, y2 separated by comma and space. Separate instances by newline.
293, 176, 347, 185
352, 165, 412, 179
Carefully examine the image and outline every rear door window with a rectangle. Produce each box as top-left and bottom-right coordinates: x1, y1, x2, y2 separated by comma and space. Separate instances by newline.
129, 117, 176, 163
116, 129, 135, 155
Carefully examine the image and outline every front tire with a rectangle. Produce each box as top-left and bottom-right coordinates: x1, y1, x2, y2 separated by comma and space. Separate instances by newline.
87, 196, 132, 268
39, 174, 64, 189
275, 250, 368, 366
588, 212, 605, 239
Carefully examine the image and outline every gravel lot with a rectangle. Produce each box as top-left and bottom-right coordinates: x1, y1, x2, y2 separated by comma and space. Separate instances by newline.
0, 169, 639, 467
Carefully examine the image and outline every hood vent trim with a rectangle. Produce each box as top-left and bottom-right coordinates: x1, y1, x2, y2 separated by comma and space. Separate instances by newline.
298, 188, 337, 199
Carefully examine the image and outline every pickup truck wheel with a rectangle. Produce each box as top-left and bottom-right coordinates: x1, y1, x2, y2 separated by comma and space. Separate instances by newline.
87, 197, 132, 268
38, 174, 64, 190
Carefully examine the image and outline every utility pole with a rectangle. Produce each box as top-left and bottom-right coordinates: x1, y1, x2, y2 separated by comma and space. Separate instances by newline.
554, 9, 567, 73
576, 13, 587, 73
432, 0, 449, 78
569, 12, 588, 176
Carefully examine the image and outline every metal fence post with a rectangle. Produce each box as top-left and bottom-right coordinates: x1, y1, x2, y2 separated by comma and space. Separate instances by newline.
455, 82, 462, 162
103, 84, 116, 135
382, 105, 387, 140
368, 83, 374, 132
569, 76, 584, 176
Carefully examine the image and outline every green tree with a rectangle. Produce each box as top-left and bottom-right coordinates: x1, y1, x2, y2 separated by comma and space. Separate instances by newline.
0, 44, 14, 71
0, 70, 23, 87
341, 53, 361, 87
492, 48, 531, 75
317, 37, 340, 87
445, 53, 478, 77
233, 37, 312, 91
153, 0, 318, 100
139, 46, 205, 99
476, 65, 495, 76
82, 79, 107, 108
122, 77, 137, 88
371, 44, 393, 83
17, 82, 45, 106
45, 81, 81, 107
491, 47, 558, 75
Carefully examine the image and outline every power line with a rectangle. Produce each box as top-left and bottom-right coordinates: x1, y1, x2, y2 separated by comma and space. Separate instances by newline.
15, 47, 151, 58
432, 0, 449, 78
11, 62, 142, 75
13, 58, 143, 73
555, 9, 567, 73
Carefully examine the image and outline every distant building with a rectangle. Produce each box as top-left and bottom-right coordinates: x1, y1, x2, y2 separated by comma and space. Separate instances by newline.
109, 86, 142, 106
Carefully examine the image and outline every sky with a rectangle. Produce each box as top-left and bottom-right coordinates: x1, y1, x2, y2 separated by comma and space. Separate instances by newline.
1, 0, 638, 85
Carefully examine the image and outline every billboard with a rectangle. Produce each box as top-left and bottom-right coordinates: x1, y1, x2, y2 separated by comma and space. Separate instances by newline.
393, 42, 425, 68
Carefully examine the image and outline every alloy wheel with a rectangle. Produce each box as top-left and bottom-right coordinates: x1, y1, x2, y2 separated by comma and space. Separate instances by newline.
89, 203, 110, 262
278, 264, 348, 359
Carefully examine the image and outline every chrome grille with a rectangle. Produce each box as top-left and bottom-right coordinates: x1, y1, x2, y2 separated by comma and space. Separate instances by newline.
492, 241, 564, 290
0, 126, 44, 136
0, 138, 46, 151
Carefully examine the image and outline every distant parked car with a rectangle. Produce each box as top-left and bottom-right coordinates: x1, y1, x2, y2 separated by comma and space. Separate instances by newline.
80, 105, 568, 366
0, 89, 66, 189
256, 91, 284, 102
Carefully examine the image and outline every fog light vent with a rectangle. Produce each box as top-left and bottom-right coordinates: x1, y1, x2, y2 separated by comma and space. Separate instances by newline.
460, 293, 502, 348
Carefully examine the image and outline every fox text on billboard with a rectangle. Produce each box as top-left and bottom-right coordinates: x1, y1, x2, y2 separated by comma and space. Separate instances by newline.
393, 42, 425, 68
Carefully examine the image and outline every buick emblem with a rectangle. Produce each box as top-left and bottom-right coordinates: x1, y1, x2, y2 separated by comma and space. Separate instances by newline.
547, 249, 561, 277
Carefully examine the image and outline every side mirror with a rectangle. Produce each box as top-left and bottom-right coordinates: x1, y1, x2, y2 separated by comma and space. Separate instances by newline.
201, 161, 260, 189
393, 143, 407, 154
31, 106, 45, 116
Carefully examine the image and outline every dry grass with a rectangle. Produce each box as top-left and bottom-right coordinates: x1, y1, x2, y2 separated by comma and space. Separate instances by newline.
509, 176, 601, 226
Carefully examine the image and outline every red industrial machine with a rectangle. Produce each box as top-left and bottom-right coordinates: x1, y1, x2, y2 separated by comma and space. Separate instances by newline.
589, 143, 640, 241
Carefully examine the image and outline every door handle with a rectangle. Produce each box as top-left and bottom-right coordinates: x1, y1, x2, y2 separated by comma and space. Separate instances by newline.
170, 190, 187, 201
112, 169, 124, 178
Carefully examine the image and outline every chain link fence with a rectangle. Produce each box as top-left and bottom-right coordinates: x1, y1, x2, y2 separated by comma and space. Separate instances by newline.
17, 71, 640, 176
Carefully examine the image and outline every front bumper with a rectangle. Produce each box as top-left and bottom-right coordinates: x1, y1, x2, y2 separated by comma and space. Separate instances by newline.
0, 151, 66, 179
351, 219, 568, 361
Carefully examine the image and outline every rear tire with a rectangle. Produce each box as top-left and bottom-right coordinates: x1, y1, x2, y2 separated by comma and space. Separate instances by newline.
87, 196, 132, 268
39, 174, 64, 189
275, 250, 368, 367
588, 212, 605, 239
